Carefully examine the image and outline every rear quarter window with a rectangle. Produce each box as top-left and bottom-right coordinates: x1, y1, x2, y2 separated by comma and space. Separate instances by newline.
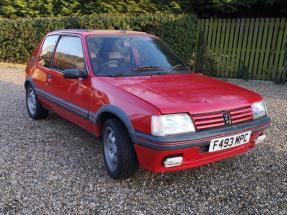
38, 35, 59, 67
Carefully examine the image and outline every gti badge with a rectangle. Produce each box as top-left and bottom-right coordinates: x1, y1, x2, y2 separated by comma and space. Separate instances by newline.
223, 111, 232, 125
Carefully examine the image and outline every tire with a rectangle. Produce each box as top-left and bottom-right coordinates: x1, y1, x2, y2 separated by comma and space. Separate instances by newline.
25, 85, 49, 120
102, 118, 138, 179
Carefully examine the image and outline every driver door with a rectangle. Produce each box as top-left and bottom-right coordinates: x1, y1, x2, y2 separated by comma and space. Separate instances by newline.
46, 35, 92, 131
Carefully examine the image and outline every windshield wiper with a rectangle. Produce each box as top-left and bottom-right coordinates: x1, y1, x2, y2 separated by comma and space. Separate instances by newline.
169, 64, 188, 71
101, 64, 190, 77
132, 66, 164, 71
163, 64, 191, 74
104, 70, 165, 77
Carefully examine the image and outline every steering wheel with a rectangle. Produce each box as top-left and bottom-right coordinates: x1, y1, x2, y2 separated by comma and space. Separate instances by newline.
101, 60, 122, 67
97, 59, 127, 74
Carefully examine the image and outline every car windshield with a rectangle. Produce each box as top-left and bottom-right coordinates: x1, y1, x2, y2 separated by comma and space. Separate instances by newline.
87, 35, 190, 77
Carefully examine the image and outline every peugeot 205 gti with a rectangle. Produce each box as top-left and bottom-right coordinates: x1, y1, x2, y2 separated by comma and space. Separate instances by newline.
25, 30, 271, 179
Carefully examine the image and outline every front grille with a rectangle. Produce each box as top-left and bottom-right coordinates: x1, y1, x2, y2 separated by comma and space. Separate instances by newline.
230, 106, 253, 124
192, 106, 253, 131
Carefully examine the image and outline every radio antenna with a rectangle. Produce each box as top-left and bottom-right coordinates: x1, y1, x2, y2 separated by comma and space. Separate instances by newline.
114, 25, 126, 33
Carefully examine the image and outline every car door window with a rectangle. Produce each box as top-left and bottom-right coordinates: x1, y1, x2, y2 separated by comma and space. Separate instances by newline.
38, 35, 59, 67
52, 36, 86, 72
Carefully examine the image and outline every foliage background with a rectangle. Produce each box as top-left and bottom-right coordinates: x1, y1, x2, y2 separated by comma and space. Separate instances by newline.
0, 1, 286, 82
0, 0, 286, 18
0, 0, 286, 65
0, 14, 198, 64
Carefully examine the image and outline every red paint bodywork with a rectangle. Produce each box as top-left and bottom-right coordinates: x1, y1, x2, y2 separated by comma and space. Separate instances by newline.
26, 30, 270, 173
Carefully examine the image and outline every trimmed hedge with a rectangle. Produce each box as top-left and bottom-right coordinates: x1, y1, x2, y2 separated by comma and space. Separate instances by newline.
0, 13, 198, 64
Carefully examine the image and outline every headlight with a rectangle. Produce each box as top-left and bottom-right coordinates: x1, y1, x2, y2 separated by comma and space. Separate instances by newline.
151, 113, 195, 136
251, 101, 267, 119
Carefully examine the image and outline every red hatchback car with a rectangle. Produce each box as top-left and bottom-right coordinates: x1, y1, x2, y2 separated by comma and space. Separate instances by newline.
25, 30, 271, 179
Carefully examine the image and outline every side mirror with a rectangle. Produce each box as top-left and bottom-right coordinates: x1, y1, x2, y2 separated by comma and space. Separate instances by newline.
63, 69, 87, 79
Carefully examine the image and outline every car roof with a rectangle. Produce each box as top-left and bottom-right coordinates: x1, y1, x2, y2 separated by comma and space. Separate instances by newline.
48, 29, 157, 38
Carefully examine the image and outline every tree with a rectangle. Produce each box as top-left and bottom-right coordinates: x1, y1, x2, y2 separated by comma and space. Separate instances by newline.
181, 0, 287, 18
0, 0, 286, 18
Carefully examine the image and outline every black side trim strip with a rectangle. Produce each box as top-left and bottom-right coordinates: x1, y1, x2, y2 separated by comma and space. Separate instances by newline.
35, 88, 89, 119
34, 88, 136, 140
134, 116, 271, 151
135, 139, 211, 151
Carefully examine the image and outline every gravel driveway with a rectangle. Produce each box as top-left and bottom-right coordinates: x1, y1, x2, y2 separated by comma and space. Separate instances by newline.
0, 67, 286, 214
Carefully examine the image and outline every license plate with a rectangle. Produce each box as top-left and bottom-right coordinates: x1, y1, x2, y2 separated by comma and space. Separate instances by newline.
209, 131, 251, 152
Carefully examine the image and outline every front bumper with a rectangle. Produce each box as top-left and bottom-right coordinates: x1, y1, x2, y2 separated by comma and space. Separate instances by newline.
133, 116, 271, 172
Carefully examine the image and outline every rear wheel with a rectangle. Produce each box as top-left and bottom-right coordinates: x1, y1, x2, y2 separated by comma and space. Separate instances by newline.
26, 85, 49, 119
102, 118, 138, 179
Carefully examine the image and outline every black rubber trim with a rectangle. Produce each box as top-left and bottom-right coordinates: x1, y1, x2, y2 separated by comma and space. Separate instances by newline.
135, 139, 211, 151
134, 116, 271, 151
35, 88, 89, 119
24, 77, 35, 89
33, 86, 135, 139
89, 105, 135, 140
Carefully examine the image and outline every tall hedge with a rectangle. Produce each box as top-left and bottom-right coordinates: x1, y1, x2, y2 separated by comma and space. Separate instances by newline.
0, 13, 198, 64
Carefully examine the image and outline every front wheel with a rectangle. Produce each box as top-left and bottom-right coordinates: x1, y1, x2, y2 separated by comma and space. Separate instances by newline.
102, 118, 138, 179
26, 85, 49, 119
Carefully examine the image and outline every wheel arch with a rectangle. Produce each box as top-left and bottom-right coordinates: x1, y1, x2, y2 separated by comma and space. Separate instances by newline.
90, 105, 136, 142
24, 77, 35, 89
